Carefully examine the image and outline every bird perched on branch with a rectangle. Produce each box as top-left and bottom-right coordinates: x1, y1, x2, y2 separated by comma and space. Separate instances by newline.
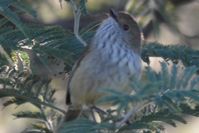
65, 9, 142, 120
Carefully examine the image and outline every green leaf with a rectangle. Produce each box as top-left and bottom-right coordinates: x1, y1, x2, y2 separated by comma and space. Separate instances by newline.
169, 64, 177, 89
60, 118, 98, 133
13, 111, 44, 120
181, 66, 198, 88
12, 1, 37, 17
0, 89, 65, 114
0, 7, 28, 37
0, 0, 13, 8
80, 0, 88, 15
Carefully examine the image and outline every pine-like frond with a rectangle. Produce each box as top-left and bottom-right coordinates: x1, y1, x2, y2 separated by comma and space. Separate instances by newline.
64, 63, 199, 133
1, 1, 199, 133
142, 43, 199, 69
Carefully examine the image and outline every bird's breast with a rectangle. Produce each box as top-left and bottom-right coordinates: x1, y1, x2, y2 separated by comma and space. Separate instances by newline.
101, 45, 142, 86
70, 44, 142, 106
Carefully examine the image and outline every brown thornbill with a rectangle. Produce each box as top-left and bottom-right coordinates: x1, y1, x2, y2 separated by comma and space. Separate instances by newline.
65, 9, 142, 120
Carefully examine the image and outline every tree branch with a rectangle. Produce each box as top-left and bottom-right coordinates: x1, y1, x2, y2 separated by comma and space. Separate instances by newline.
67, 0, 87, 47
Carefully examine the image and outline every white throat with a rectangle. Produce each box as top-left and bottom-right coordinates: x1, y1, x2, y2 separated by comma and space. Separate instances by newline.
92, 17, 125, 49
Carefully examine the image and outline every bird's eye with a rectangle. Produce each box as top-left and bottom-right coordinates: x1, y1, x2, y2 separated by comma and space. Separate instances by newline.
123, 24, 129, 31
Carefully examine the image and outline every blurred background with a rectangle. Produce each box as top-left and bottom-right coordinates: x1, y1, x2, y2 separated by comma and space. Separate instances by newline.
1, 0, 199, 132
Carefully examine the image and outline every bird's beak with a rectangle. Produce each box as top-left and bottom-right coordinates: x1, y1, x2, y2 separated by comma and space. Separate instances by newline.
109, 9, 119, 22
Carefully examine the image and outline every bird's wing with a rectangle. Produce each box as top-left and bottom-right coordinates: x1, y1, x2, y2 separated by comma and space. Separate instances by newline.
66, 46, 90, 105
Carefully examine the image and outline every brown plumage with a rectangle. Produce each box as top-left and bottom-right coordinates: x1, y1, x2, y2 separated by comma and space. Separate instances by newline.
65, 10, 142, 119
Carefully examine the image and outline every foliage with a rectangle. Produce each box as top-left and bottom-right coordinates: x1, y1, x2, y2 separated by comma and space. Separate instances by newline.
125, 0, 195, 43
142, 43, 199, 70
0, 65, 65, 132
0, 0, 199, 133
59, 62, 199, 133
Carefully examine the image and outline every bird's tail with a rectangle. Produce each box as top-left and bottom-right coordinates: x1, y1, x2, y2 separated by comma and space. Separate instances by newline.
65, 106, 81, 121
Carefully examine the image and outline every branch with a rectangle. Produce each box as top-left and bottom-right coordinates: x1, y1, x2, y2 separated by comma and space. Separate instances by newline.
0, 89, 66, 114
0, 45, 14, 66
116, 101, 152, 128
67, 0, 87, 47
141, 43, 199, 69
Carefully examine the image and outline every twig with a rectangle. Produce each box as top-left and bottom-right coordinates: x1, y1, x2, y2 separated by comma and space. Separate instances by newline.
68, 0, 87, 47
116, 101, 152, 128
40, 105, 54, 132
0, 45, 14, 66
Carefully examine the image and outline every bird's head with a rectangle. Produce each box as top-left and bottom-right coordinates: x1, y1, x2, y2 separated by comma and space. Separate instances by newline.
93, 9, 141, 53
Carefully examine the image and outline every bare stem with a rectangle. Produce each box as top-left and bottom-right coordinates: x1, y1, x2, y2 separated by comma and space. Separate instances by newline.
116, 101, 153, 128
68, 0, 87, 47
40, 105, 54, 132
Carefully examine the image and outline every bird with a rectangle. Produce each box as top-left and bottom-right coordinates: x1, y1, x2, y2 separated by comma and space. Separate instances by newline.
65, 9, 142, 120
